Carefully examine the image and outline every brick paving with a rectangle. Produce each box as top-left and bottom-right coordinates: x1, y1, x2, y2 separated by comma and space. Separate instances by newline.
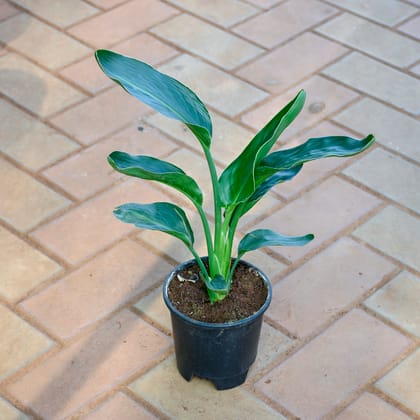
0, 0, 419, 418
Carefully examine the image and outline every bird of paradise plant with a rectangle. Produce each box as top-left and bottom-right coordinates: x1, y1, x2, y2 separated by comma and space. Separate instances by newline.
95, 50, 375, 303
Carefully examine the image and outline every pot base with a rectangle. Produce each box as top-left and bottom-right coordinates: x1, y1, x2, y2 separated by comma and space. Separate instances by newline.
178, 364, 250, 390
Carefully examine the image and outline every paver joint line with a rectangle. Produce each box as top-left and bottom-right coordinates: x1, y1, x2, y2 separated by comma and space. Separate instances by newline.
0, 0, 419, 418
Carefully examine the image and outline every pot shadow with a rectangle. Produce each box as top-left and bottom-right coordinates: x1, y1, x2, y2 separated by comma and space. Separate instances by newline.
0, 68, 52, 228
21, 224, 201, 418
0, 7, 48, 118
18, 313, 162, 419
0, 5, 32, 54
0, 67, 47, 119
0, 13, 209, 409
0, 8, 180, 418
17, 125, 207, 417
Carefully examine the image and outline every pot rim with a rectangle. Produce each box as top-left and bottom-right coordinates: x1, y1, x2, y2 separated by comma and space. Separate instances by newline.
163, 258, 272, 329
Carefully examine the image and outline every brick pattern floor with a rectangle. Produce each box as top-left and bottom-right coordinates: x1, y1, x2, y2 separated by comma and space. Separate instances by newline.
0, 0, 419, 418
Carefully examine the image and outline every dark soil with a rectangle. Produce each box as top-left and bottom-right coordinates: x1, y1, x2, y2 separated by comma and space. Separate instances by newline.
167, 261, 268, 323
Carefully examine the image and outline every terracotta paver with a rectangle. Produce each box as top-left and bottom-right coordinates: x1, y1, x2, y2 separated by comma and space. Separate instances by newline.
241, 75, 358, 138
325, 0, 417, 25
248, 322, 293, 377
7, 310, 171, 419
246, 0, 282, 9
42, 124, 177, 200
266, 237, 396, 338
233, 0, 338, 48
31, 181, 170, 265
410, 62, 420, 76
21, 239, 172, 339
146, 110, 254, 165
83, 392, 158, 420
241, 249, 287, 280
316, 13, 420, 67
151, 14, 262, 70
364, 271, 420, 338
9, 0, 99, 27
0, 226, 61, 302
256, 309, 412, 418
0, 397, 29, 420
88, 0, 126, 9
333, 97, 420, 162
159, 54, 268, 117
323, 52, 420, 115
134, 286, 172, 332
398, 15, 420, 39
237, 32, 348, 94
354, 206, 420, 272
0, 53, 86, 117
68, 0, 178, 47
336, 393, 412, 420
376, 349, 420, 415
166, 0, 258, 27
130, 355, 283, 419
0, 99, 79, 171
60, 33, 178, 94
0, 157, 71, 232
0, 13, 91, 70
1, 1, 419, 418
255, 176, 382, 262
0, 304, 54, 381
343, 148, 420, 213
49, 87, 150, 145
0, 0, 19, 21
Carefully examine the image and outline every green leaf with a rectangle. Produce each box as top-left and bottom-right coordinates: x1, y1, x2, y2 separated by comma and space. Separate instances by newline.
238, 229, 314, 259
113, 202, 194, 247
218, 90, 306, 207
256, 135, 375, 181
95, 50, 212, 148
108, 151, 203, 206
238, 165, 303, 217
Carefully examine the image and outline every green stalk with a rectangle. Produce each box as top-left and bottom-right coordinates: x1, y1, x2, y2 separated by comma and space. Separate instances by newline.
225, 203, 245, 282
228, 256, 241, 286
219, 205, 236, 277
203, 147, 223, 276
187, 244, 210, 282
195, 204, 214, 261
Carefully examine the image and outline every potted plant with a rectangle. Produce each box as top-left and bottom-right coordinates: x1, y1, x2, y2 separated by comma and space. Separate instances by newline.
95, 50, 375, 390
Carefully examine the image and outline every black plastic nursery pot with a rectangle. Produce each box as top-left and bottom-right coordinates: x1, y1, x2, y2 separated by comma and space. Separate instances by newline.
163, 258, 272, 390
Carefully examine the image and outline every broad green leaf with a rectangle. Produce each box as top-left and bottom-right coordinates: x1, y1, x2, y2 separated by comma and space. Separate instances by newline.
238, 165, 303, 218
113, 202, 194, 247
218, 90, 306, 207
256, 135, 375, 181
238, 229, 314, 259
108, 151, 203, 206
95, 50, 212, 148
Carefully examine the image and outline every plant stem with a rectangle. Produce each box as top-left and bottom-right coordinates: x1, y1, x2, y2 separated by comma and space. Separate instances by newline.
188, 245, 210, 281
195, 204, 214, 259
219, 206, 236, 277
225, 203, 244, 279
228, 256, 241, 286
203, 147, 222, 276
